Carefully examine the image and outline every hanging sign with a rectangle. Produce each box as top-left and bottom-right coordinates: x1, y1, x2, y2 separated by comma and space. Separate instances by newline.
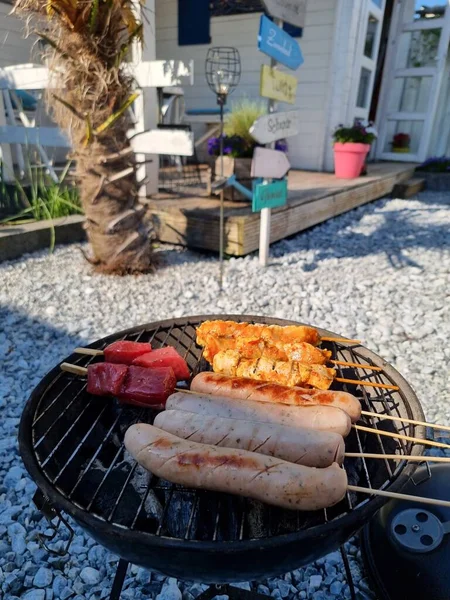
251, 147, 290, 179
260, 65, 297, 104
261, 0, 306, 28
253, 179, 288, 212
258, 15, 304, 70
249, 110, 300, 144
131, 129, 194, 156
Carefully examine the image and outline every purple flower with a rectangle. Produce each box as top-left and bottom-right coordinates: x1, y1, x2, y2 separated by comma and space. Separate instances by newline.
275, 139, 288, 153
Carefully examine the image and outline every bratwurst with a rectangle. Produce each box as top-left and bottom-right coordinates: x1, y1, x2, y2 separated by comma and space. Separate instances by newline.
191, 372, 361, 422
154, 410, 345, 467
124, 424, 348, 511
166, 392, 352, 437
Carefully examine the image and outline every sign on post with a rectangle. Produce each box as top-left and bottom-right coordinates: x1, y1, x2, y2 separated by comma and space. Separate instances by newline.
251, 147, 290, 179
260, 64, 297, 104
258, 15, 304, 70
261, 0, 306, 28
131, 128, 194, 156
250, 110, 300, 144
253, 179, 288, 212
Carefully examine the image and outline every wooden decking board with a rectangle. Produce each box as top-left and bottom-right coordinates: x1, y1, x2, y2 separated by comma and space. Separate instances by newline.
148, 162, 416, 256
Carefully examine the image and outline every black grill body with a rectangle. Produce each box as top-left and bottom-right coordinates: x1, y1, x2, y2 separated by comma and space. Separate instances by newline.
19, 316, 426, 583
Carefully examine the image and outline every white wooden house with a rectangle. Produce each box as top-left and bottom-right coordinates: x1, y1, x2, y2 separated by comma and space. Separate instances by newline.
2, 0, 450, 173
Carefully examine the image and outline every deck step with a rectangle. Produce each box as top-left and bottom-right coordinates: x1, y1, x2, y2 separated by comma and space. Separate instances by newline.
392, 177, 425, 199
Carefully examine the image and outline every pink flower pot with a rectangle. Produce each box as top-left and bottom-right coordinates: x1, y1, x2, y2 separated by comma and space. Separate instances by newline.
334, 142, 371, 179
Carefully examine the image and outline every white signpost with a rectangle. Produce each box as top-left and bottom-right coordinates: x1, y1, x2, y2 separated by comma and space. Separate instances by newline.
261, 0, 307, 28
131, 128, 194, 156
254, 2, 305, 267
251, 147, 290, 179
249, 110, 300, 145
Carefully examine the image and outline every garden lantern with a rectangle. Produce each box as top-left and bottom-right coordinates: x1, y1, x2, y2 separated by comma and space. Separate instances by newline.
205, 47, 241, 289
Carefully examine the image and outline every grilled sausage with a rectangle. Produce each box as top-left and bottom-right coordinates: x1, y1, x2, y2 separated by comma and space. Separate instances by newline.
166, 392, 352, 437
154, 410, 345, 467
191, 372, 361, 422
124, 424, 347, 511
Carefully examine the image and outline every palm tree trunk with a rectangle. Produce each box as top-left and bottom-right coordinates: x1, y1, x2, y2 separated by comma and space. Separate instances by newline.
77, 141, 152, 274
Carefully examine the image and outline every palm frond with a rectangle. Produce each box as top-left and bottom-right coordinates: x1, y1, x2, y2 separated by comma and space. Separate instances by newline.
94, 91, 138, 134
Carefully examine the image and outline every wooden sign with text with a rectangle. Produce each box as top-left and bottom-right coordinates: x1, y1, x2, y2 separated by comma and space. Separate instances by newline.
249, 110, 301, 144
251, 147, 290, 179
260, 65, 297, 105
261, 0, 306, 28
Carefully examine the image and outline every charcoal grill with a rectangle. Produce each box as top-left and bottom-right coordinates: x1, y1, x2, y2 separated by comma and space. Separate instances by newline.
19, 315, 426, 588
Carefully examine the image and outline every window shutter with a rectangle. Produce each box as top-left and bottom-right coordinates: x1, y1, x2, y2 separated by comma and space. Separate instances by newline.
178, 0, 211, 46
283, 22, 302, 38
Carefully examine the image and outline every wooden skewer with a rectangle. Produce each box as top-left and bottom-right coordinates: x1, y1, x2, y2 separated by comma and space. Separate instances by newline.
321, 337, 360, 344
73, 346, 383, 376
61, 362, 88, 375
354, 424, 450, 450
330, 359, 382, 372
336, 377, 399, 391
74, 347, 104, 356
361, 410, 450, 434
346, 453, 450, 462
348, 484, 450, 509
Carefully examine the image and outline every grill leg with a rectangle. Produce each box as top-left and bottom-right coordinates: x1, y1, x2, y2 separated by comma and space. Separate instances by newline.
109, 559, 129, 600
340, 546, 357, 600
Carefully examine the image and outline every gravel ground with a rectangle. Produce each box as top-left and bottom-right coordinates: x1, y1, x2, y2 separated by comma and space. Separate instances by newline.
0, 189, 449, 600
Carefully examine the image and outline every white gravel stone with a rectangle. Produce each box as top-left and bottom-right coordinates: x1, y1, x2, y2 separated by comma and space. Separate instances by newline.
1, 190, 449, 600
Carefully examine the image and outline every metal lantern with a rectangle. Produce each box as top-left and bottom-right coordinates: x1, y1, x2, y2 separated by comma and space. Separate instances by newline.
205, 46, 241, 107
205, 47, 241, 290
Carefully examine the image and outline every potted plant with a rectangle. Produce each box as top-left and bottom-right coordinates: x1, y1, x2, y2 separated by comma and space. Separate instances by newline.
392, 133, 411, 153
333, 122, 376, 179
209, 100, 287, 201
416, 156, 450, 191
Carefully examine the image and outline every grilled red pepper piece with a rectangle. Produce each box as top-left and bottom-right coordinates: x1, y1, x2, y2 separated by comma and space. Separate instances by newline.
104, 341, 151, 364
132, 347, 190, 381
87, 363, 128, 396
118, 365, 176, 408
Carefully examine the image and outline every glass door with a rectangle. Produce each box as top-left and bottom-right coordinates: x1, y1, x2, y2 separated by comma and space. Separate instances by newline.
352, 0, 386, 124
376, 0, 450, 161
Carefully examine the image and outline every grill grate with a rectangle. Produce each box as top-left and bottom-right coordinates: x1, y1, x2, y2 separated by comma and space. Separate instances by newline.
28, 317, 424, 543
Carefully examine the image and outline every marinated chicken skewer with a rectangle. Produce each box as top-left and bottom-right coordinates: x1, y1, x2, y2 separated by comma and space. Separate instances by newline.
197, 322, 381, 372
212, 350, 398, 391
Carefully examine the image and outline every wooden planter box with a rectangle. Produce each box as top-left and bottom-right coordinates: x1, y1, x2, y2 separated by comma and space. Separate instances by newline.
416, 171, 450, 192
214, 156, 252, 201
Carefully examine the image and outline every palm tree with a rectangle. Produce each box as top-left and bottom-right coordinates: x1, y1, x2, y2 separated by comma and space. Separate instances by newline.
13, 0, 152, 274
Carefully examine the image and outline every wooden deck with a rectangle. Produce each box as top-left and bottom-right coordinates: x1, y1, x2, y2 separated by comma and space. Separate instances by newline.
148, 162, 416, 256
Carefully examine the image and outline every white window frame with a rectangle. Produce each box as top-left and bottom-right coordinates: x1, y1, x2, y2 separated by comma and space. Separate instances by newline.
374, 1, 450, 161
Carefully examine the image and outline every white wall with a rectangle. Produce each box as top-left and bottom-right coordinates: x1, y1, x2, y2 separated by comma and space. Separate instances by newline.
153, 0, 337, 171
0, 4, 37, 68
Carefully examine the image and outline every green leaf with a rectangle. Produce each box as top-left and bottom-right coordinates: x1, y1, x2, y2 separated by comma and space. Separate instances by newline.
89, 0, 99, 32
52, 94, 84, 120
94, 91, 139, 134
36, 32, 69, 58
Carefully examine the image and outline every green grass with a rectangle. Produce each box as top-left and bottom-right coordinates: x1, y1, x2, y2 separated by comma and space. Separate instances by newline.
1, 159, 82, 252
224, 98, 267, 146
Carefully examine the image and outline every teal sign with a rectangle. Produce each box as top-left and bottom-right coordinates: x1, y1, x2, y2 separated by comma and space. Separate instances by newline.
252, 179, 288, 212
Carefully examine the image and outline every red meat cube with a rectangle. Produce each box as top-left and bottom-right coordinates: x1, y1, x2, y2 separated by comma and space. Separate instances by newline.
118, 365, 176, 408
87, 363, 128, 397
104, 341, 152, 364
132, 347, 190, 381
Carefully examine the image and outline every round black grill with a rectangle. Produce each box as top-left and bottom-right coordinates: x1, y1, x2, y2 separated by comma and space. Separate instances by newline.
19, 315, 426, 582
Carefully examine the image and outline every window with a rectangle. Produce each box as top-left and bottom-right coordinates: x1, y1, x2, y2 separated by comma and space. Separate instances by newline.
178, 0, 211, 45
356, 68, 372, 108
364, 15, 378, 58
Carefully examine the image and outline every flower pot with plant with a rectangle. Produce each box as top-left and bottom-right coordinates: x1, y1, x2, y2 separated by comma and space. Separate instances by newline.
209, 99, 287, 201
333, 122, 376, 179
392, 133, 411, 153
